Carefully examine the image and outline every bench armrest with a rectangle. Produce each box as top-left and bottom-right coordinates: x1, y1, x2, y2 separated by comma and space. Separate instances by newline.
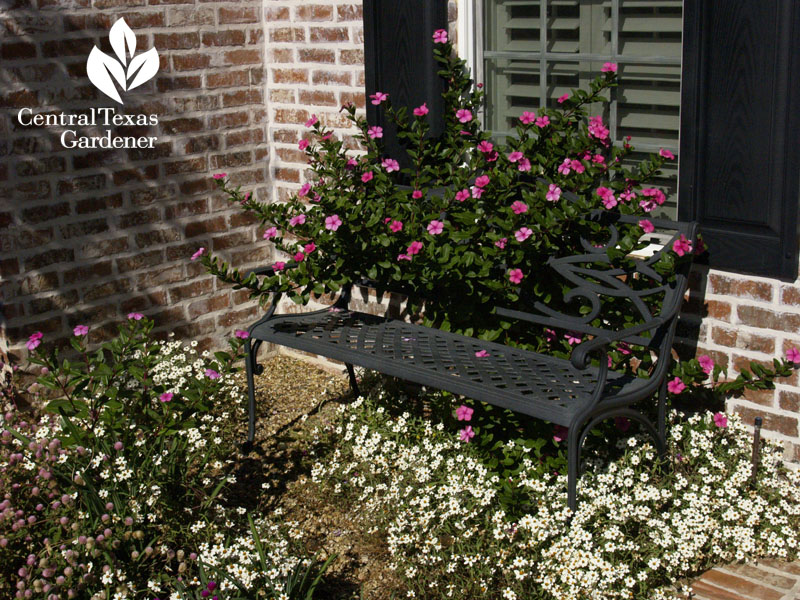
569, 316, 667, 370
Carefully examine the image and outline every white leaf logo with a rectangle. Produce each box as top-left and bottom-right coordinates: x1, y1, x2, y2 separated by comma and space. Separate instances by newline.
86, 18, 159, 104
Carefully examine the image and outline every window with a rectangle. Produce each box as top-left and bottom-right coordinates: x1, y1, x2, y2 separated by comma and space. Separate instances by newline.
480, 0, 682, 219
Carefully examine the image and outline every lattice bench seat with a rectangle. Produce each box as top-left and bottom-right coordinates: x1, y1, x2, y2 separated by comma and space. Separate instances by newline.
241, 213, 697, 510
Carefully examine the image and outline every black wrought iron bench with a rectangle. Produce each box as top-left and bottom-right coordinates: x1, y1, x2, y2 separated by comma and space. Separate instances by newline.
242, 211, 698, 511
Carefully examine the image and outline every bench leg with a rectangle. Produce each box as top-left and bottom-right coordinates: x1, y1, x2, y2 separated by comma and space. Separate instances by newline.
567, 425, 581, 513
345, 363, 360, 398
243, 338, 263, 452
657, 377, 668, 458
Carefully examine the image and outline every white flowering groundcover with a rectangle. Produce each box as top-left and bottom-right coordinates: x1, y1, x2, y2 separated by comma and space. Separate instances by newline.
308, 389, 800, 600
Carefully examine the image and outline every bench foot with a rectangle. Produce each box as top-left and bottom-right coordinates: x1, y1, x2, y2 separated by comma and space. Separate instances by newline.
244, 338, 263, 446
345, 363, 360, 398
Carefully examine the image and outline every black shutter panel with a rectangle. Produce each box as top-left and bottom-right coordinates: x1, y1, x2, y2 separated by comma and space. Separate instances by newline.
362, 0, 448, 173
678, 1, 800, 279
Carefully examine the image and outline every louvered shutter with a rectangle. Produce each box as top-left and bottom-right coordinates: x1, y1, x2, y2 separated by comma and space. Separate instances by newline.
678, 0, 800, 279
482, 0, 682, 218
363, 0, 448, 174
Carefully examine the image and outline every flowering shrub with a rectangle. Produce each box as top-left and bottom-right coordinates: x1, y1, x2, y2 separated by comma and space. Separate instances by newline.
1, 320, 325, 600
309, 390, 800, 600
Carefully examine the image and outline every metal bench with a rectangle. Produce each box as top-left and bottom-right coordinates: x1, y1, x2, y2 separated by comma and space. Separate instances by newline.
242, 211, 698, 510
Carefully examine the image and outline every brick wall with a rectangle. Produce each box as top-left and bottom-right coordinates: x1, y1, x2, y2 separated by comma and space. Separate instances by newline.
0, 0, 270, 355
680, 266, 800, 464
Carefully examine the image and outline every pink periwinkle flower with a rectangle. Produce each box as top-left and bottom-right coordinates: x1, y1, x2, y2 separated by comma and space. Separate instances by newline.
672, 234, 693, 257
127, 312, 143, 321
305, 114, 318, 127
486, 150, 499, 162
368, 126, 383, 139
432, 29, 448, 44
455, 189, 470, 202
570, 159, 585, 173
459, 426, 475, 442
205, 369, 220, 380
413, 103, 429, 116
588, 115, 609, 140
477, 141, 493, 153
407, 241, 423, 255
212, 173, 226, 180
370, 92, 388, 105
456, 109, 473, 123
557, 93, 570, 104
298, 139, 310, 151
546, 184, 562, 202
235, 330, 249, 339
786, 347, 800, 363
667, 377, 686, 394
289, 214, 307, 227
475, 175, 490, 188
474, 350, 490, 358
639, 198, 657, 213
304, 242, 316, 254
601, 62, 618, 73
325, 214, 343, 231
596, 187, 618, 209
159, 393, 173, 403
514, 227, 532, 242
639, 219, 655, 233
713, 412, 728, 428
593, 154, 605, 164
553, 425, 568, 443
659, 148, 676, 160
263, 226, 278, 239
558, 159, 572, 175
274, 261, 286, 271
698, 354, 714, 375
298, 183, 311, 197
362, 171, 374, 183
511, 201, 528, 215
397, 253, 412, 262
535, 116, 550, 128
382, 158, 400, 172
389, 220, 403, 233
642, 188, 667, 205
507, 151, 523, 163
495, 237, 507, 249
564, 331, 582, 345
26, 332, 43, 351
517, 158, 531, 172
293, 251, 305, 262
544, 328, 556, 342
508, 268, 524, 284
471, 186, 484, 199
619, 190, 636, 202
412, 190, 423, 199
427, 220, 444, 235
519, 111, 536, 125
456, 404, 474, 420
73, 325, 89, 337
191, 247, 205, 261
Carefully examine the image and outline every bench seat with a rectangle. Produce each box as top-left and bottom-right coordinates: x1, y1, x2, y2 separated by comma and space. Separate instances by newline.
252, 307, 651, 428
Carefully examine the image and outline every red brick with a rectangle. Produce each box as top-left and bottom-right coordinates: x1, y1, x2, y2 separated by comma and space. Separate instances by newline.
219, 7, 258, 23
273, 129, 299, 143
60, 218, 109, 239
82, 237, 130, 258
212, 231, 252, 251
41, 37, 93, 58
188, 294, 230, 318
21, 202, 69, 224
113, 165, 159, 186
696, 570, 784, 600
230, 212, 259, 228
172, 319, 215, 340
737, 305, 800, 332
312, 70, 351, 86
184, 135, 220, 154
1, 89, 37, 108
116, 250, 164, 273
157, 75, 203, 92
275, 148, 308, 163
741, 388, 775, 407
2, 41, 36, 60
207, 70, 249, 88
210, 151, 252, 169
97, 11, 165, 28
297, 4, 333, 21
338, 4, 362, 21
779, 390, 800, 412
162, 117, 205, 136
173, 54, 211, 71
135, 230, 181, 249
168, 278, 214, 303
62, 261, 113, 285
310, 27, 349, 43
299, 48, 335, 64
135, 266, 185, 288
75, 193, 124, 214
340, 91, 366, 109
734, 405, 798, 437
270, 27, 305, 43
30, 291, 80, 314
153, 32, 199, 50
274, 108, 309, 125
119, 208, 161, 229
180, 178, 215, 196
82, 280, 129, 302
222, 89, 262, 107
19, 272, 60, 295
299, 90, 337, 106
272, 68, 308, 84
164, 157, 207, 176
224, 49, 261, 65
202, 30, 245, 47
271, 48, 293, 63
270, 89, 296, 103
274, 168, 300, 183
130, 186, 175, 206
709, 274, 773, 302
780, 285, 800, 305
217, 305, 258, 328
25, 248, 75, 270
226, 128, 265, 147
208, 111, 249, 129
266, 7, 289, 21
166, 7, 215, 26
186, 217, 227, 238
